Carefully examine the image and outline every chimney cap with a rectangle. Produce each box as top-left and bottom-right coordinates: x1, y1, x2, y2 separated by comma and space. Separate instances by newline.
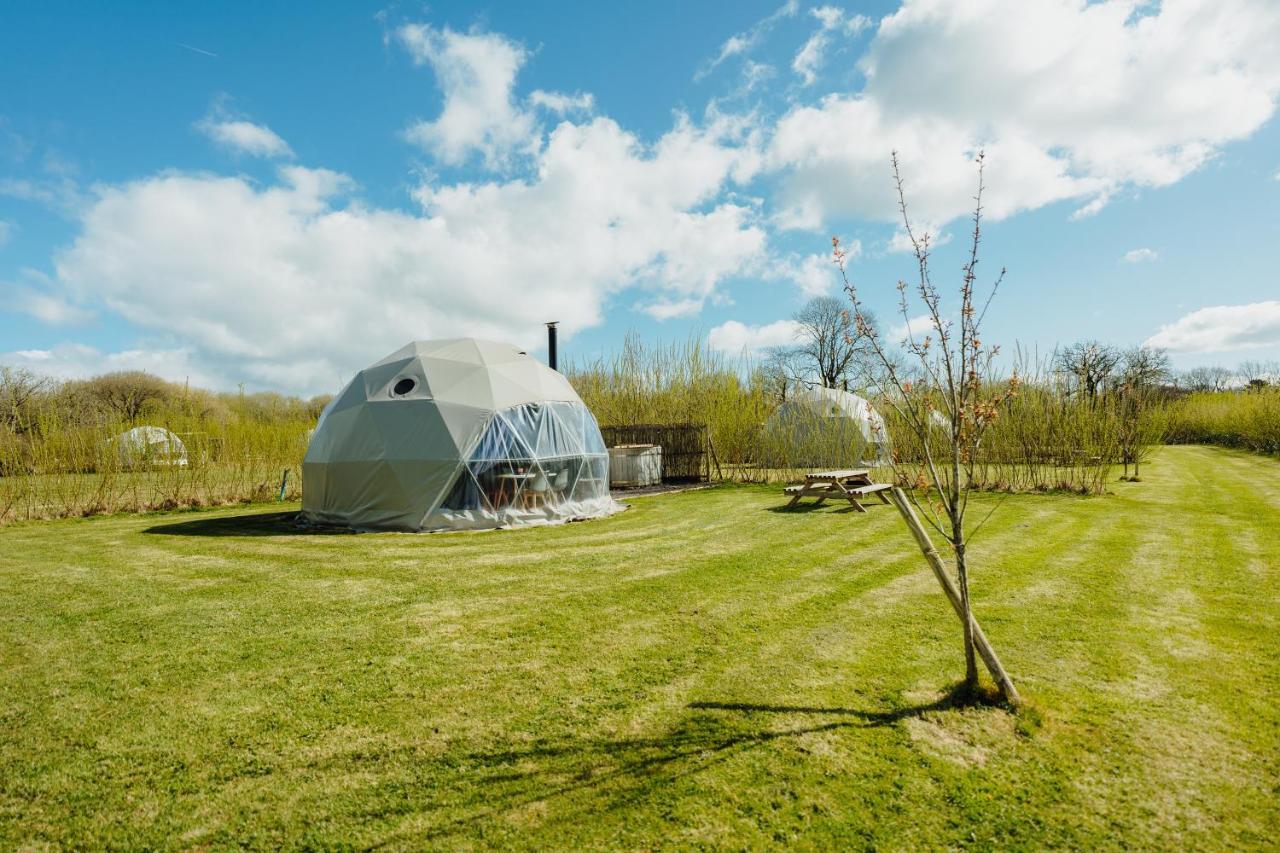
545, 320, 559, 327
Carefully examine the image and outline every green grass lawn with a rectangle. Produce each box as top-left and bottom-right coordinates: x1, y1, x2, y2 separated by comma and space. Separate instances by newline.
2, 445, 1277, 848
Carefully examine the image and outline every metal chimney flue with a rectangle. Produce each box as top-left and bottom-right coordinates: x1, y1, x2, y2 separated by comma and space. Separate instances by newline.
545, 321, 559, 371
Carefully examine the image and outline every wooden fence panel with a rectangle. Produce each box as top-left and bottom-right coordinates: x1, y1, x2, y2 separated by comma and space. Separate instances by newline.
600, 423, 708, 483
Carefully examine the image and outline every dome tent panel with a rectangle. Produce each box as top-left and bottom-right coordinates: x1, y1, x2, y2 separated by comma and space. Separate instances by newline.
582, 410, 608, 455
417, 361, 489, 405
499, 402, 542, 455
302, 338, 621, 532
467, 413, 530, 461
765, 386, 891, 467
438, 464, 495, 515
363, 399, 470, 460
535, 402, 587, 457
424, 338, 486, 363
111, 425, 188, 467
305, 459, 431, 530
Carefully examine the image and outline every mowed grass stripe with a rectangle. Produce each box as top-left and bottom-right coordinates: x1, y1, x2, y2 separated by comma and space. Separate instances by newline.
1, 446, 1277, 848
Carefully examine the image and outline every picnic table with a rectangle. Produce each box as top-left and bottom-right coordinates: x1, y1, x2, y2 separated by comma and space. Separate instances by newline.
783, 468, 892, 513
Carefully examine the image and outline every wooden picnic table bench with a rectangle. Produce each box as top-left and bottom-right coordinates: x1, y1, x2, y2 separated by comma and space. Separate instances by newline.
783, 468, 892, 512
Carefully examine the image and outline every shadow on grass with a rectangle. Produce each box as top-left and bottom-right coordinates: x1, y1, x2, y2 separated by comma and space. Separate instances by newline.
143, 511, 352, 537
390, 685, 988, 844
764, 503, 873, 514
689, 681, 1003, 720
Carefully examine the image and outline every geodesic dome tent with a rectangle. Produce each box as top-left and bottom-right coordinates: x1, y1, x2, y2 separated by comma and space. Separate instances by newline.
766, 385, 891, 466
302, 339, 621, 532
112, 425, 188, 467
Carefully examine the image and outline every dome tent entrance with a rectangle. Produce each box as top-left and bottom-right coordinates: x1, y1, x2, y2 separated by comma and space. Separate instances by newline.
766, 385, 891, 466
302, 339, 621, 532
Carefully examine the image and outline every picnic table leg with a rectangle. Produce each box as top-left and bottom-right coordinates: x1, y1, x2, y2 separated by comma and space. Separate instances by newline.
786, 484, 811, 508
835, 483, 868, 513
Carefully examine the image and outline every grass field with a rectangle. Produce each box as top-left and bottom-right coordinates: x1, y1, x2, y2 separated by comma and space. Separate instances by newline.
1, 445, 1277, 848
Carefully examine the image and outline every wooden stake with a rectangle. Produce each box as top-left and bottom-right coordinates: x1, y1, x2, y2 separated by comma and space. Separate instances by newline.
887, 487, 1021, 706
706, 433, 724, 482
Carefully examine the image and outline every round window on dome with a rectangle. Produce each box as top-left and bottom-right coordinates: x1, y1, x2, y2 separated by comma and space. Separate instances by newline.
391, 377, 417, 397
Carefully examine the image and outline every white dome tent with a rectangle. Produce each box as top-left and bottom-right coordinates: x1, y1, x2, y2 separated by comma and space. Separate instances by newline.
302, 338, 622, 532
112, 425, 188, 467
767, 385, 891, 466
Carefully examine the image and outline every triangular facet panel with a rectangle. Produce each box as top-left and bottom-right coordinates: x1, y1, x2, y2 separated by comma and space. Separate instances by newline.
440, 464, 494, 513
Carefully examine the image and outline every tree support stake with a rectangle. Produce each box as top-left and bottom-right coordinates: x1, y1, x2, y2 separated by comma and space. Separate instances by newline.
887, 487, 1021, 706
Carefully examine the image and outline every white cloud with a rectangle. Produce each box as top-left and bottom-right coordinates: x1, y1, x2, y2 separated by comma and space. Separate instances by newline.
1069, 190, 1113, 220
641, 298, 705, 321
397, 24, 539, 169
696, 0, 799, 79
17, 291, 94, 326
886, 225, 952, 253
0, 175, 85, 215
707, 319, 802, 355
1122, 247, 1158, 263
529, 90, 595, 115
768, 0, 1280, 229
793, 7, 872, 86
1, 343, 221, 387
395, 25, 599, 168
6, 268, 94, 324
1145, 301, 1280, 352
28, 114, 763, 395
197, 114, 292, 159
769, 249, 846, 297
889, 313, 933, 341
791, 35, 827, 87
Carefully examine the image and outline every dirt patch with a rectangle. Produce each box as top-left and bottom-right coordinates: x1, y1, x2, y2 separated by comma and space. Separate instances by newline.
901, 686, 1019, 768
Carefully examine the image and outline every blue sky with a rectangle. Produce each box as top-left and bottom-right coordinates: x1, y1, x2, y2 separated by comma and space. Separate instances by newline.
2, 0, 1278, 395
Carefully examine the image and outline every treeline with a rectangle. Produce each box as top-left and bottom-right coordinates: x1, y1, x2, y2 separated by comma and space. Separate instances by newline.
568, 335, 1169, 493
1, 367, 331, 438
1166, 389, 1280, 454
2, 330, 1277, 522
0, 368, 330, 521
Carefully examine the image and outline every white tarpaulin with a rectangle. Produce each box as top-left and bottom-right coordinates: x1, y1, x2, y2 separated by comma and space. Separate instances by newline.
302, 338, 622, 532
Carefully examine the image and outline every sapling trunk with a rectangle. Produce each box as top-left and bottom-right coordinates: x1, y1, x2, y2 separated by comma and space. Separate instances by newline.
835, 150, 1020, 704
955, 536, 979, 688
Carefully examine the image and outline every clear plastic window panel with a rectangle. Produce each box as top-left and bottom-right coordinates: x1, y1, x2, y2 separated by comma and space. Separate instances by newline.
442, 401, 610, 515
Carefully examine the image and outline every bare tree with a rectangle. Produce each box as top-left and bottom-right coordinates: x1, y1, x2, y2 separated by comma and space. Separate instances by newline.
1120, 346, 1171, 389
835, 151, 1019, 704
759, 346, 807, 403
1116, 346, 1170, 480
1055, 341, 1121, 401
791, 296, 877, 389
0, 366, 51, 433
77, 371, 172, 422
1181, 365, 1234, 392
1236, 360, 1277, 389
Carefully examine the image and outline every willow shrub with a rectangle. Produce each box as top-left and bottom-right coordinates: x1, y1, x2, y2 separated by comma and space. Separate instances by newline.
1165, 388, 1280, 454
2, 339, 1178, 523
0, 409, 309, 523
569, 336, 1147, 493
